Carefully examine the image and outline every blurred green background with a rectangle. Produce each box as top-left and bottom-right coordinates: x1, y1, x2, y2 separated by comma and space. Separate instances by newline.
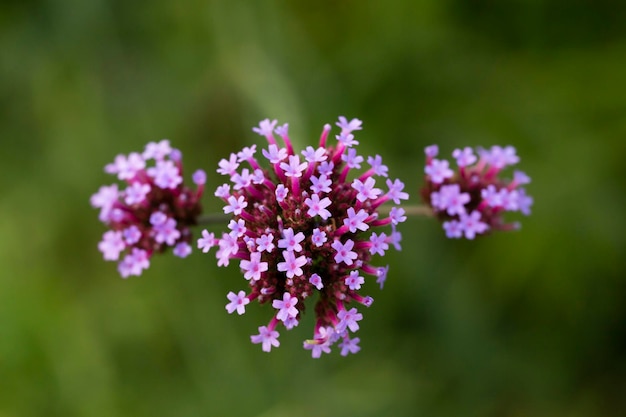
1, 1, 625, 416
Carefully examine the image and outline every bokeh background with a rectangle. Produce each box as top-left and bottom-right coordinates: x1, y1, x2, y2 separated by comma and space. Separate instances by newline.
1, 1, 625, 416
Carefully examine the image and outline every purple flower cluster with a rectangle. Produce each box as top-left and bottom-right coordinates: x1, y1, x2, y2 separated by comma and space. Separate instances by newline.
421, 144, 533, 239
91, 140, 206, 277
200, 117, 408, 356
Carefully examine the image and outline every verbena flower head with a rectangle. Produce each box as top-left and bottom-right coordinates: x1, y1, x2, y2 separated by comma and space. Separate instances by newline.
421, 144, 533, 239
91, 140, 205, 277
205, 117, 408, 357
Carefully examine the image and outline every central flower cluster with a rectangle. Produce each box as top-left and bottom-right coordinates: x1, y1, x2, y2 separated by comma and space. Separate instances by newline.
199, 117, 409, 357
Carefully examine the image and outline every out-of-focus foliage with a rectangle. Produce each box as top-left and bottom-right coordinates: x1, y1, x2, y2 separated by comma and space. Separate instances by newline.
1, 1, 625, 416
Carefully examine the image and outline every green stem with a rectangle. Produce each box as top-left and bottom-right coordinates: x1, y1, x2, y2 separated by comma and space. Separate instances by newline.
383, 204, 434, 217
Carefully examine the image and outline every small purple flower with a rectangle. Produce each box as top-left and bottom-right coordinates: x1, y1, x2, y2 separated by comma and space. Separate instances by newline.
302, 146, 327, 163
376, 265, 389, 289
255, 233, 275, 253
500, 189, 519, 211
337, 307, 363, 333
250, 325, 280, 352
369, 232, 389, 256
336, 132, 359, 147
91, 183, 119, 209
389, 207, 407, 225
228, 219, 247, 237
443, 219, 463, 238
280, 155, 308, 178
459, 211, 489, 239
123, 225, 142, 245
169, 148, 182, 162
483, 145, 519, 169
424, 145, 439, 158
309, 273, 323, 290
98, 230, 125, 261
262, 144, 288, 164
107, 152, 146, 181
142, 139, 172, 161
214, 184, 231, 199
124, 182, 151, 205
197, 230, 216, 253
274, 123, 289, 138
237, 145, 257, 162
277, 228, 305, 253
517, 189, 534, 215
304, 337, 332, 358
311, 228, 327, 247
480, 184, 502, 208
424, 159, 454, 184
345, 270, 364, 291
150, 211, 167, 226
452, 147, 477, 167
352, 177, 382, 202
367, 155, 388, 177
173, 242, 192, 258
390, 226, 402, 251
437, 184, 470, 216
217, 153, 240, 176
277, 250, 307, 278
231, 168, 252, 190
342, 148, 364, 169
147, 159, 182, 189
224, 195, 247, 216
339, 336, 361, 356
275, 184, 288, 202
272, 292, 299, 322
226, 290, 250, 315
118, 248, 150, 278
332, 239, 358, 265
240, 252, 268, 281
283, 316, 299, 330
304, 194, 332, 220
216, 233, 239, 267
310, 174, 332, 194
336, 116, 363, 133
512, 170, 531, 187
252, 119, 278, 137
317, 161, 334, 176
153, 218, 181, 246
192, 169, 206, 185
386, 179, 409, 204
343, 208, 369, 233
251, 169, 265, 184
90, 184, 119, 222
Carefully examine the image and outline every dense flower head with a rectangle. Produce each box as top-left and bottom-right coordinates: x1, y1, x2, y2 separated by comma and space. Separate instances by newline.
203, 117, 408, 356
421, 144, 533, 239
91, 140, 205, 277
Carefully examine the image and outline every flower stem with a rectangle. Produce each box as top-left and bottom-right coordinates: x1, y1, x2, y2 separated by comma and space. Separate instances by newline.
379, 204, 434, 217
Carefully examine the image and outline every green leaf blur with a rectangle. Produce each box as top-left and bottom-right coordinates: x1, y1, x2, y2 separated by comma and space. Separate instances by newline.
1, 1, 624, 416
